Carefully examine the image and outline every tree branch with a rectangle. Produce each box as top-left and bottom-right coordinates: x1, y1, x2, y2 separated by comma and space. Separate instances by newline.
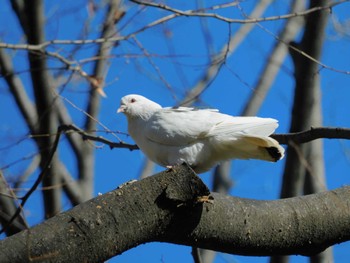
272, 127, 350, 144
130, 0, 344, 24
0, 165, 349, 262
1, 1, 347, 53
59, 124, 139, 150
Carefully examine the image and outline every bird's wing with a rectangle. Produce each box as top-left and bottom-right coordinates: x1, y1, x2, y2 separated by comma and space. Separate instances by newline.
144, 107, 279, 146
207, 116, 278, 138
144, 107, 221, 146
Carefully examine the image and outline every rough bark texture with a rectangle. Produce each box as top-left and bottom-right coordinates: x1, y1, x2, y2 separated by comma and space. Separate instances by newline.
0, 165, 349, 263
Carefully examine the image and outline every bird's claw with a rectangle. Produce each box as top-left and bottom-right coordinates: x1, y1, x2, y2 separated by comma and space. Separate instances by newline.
196, 195, 214, 204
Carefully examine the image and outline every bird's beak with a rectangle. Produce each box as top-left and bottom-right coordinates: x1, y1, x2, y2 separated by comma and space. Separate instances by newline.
117, 104, 126, 113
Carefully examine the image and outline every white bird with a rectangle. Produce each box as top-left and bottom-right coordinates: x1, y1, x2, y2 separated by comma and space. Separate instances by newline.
118, 94, 284, 173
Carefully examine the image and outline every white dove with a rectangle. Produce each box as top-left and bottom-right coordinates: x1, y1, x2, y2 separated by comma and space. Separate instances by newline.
118, 94, 284, 173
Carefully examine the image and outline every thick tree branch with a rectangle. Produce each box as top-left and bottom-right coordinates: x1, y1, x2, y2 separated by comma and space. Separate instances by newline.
0, 165, 349, 262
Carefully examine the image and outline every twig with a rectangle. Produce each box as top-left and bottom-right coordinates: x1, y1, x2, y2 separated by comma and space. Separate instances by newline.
132, 36, 175, 95
272, 127, 350, 144
130, 0, 346, 24
59, 124, 139, 150
179, 0, 273, 106
1, 1, 347, 52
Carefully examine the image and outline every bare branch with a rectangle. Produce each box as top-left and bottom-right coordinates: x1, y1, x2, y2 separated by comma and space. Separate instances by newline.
132, 36, 175, 94
272, 127, 350, 144
130, 0, 345, 24
1, 1, 347, 52
58, 124, 138, 150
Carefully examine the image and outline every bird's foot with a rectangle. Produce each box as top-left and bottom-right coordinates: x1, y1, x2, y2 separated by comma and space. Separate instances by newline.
196, 194, 214, 204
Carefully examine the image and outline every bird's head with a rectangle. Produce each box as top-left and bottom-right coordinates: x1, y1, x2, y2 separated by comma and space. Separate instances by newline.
117, 94, 161, 120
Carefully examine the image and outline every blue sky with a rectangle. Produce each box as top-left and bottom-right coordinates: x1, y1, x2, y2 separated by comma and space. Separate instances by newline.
1, 1, 350, 262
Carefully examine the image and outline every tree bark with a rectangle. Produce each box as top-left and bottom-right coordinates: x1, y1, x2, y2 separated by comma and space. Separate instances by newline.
0, 165, 349, 263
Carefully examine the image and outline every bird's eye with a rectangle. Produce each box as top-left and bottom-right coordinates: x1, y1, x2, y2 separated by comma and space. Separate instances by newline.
130, 98, 136, 103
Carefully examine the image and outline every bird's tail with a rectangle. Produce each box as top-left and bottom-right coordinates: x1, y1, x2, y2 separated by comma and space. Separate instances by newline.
212, 134, 284, 162
241, 135, 284, 162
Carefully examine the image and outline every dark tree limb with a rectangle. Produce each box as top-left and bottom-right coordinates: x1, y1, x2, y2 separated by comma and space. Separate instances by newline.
59, 124, 139, 150
0, 164, 349, 262
274, 1, 332, 262
0, 171, 28, 236
272, 127, 350, 144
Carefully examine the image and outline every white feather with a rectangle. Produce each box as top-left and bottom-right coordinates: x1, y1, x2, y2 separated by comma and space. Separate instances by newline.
118, 94, 285, 173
